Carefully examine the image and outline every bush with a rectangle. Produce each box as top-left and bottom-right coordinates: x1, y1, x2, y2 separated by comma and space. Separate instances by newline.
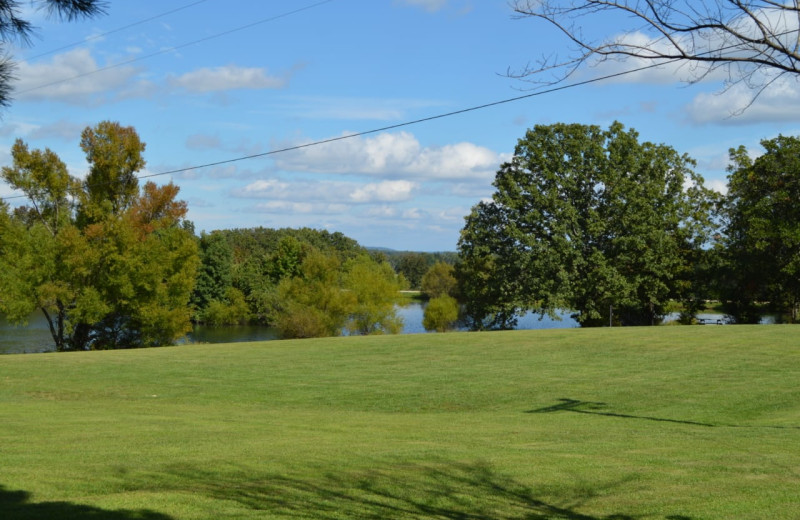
423, 295, 459, 332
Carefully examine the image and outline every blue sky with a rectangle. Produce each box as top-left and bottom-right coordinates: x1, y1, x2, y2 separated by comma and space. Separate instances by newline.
2, 0, 799, 251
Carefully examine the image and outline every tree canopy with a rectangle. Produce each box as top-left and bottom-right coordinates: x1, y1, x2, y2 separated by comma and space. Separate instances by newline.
457, 121, 714, 328
0, 121, 198, 350
188, 227, 404, 338
721, 134, 800, 322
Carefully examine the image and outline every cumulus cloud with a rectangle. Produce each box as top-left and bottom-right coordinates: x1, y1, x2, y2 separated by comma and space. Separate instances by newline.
686, 76, 800, 125
14, 49, 141, 104
364, 206, 399, 218
580, 5, 800, 87
705, 178, 729, 195
169, 65, 287, 92
233, 178, 418, 205
275, 131, 506, 181
581, 32, 725, 85
350, 180, 416, 203
252, 201, 349, 215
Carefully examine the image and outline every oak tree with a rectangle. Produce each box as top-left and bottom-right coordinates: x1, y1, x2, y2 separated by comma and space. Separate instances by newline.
722, 135, 800, 322
457, 121, 713, 328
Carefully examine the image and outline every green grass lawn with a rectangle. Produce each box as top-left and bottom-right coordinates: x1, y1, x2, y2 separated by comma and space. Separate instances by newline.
1, 326, 799, 519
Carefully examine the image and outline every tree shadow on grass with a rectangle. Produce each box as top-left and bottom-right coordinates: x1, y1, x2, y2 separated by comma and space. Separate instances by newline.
0, 485, 173, 520
527, 398, 800, 430
149, 460, 694, 520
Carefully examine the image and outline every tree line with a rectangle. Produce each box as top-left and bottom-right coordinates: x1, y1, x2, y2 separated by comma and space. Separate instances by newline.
457, 121, 800, 329
0, 122, 405, 350
192, 227, 403, 338
2, 120, 797, 350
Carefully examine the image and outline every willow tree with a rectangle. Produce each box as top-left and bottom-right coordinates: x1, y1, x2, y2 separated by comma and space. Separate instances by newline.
0, 121, 198, 350
457, 121, 714, 328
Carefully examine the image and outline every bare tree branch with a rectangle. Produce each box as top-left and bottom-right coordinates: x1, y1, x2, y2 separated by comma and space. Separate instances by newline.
511, 0, 800, 109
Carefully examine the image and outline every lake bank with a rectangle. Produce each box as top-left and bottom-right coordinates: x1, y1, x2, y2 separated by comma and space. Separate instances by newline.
0, 303, 773, 354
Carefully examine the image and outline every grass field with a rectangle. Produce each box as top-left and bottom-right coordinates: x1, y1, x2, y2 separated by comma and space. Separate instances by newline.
1, 326, 799, 519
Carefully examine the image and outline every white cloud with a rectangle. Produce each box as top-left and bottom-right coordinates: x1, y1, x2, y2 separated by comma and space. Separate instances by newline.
582, 5, 800, 87
234, 178, 418, 205
252, 201, 348, 215
14, 49, 141, 104
364, 206, 399, 218
580, 31, 726, 85
275, 131, 505, 181
402, 208, 426, 220
705, 178, 728, 195
350, 180, 416, 203
686, 76, 800, 125
169, 65, 287, 92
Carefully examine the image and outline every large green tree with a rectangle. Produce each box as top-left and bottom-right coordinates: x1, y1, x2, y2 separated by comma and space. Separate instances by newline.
457, 121, 713, 328
722, 135, 800, 322
0, 122, 198, 350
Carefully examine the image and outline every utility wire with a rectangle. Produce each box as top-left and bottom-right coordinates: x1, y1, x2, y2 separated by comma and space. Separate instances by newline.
15, 0, 335, 96
0, 57, 685, 202
24, 0, 210, 62
3, 27, 799, 203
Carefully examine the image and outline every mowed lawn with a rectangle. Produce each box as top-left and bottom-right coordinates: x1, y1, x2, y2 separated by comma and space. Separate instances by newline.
1, 326, 799, 519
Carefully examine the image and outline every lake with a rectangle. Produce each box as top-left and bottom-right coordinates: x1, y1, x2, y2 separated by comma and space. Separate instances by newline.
0, 304, 766, 354
1, 304, 581, 354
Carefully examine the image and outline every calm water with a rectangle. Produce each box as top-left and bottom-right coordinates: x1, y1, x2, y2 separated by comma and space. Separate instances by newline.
0, 304, 770, 355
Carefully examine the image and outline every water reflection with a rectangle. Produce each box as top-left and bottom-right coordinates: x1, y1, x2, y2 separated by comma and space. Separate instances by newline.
396, 304, 579, 334
0, 304, 775, 355
0, 311, 54, 354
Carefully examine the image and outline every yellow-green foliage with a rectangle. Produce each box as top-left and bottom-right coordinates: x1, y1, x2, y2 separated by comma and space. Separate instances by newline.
201, 288, 251, 326
421, 261, 457, 299
344, 255, 403, 335
0, 122, 198, 350
273, 252, 403, 339
423, 294, 460, 332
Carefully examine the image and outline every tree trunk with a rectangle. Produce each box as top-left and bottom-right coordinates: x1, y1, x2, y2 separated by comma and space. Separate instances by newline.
40, 307, 65, 352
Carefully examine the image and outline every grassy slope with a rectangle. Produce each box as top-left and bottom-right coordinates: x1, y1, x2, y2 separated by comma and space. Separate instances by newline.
1, 326, 799, 519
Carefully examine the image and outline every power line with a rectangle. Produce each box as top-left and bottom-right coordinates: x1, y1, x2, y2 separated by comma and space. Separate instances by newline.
3, 28, 799, 203
0, 58, 683, 202
15, 0, 335, 97
24, 0, 210, 62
